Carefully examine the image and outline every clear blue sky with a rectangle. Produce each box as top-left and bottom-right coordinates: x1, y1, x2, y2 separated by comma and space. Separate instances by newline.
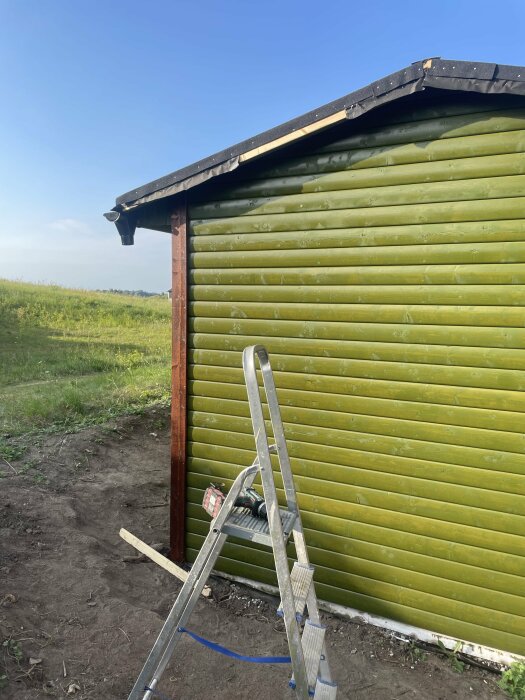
1, 0, 524, 292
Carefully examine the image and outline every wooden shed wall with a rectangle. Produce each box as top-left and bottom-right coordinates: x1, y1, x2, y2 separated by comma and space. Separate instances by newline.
184, 95, 525, 655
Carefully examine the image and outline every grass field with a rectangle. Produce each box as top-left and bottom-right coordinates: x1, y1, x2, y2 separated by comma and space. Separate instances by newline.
0, 279, 171, 445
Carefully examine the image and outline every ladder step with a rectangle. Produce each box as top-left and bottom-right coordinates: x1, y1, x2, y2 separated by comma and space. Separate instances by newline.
302, 620, 326, 689
314, 678, 338, 699
277, 562, 314, 621
291, 619, 326, 692
222, 508, 296, 546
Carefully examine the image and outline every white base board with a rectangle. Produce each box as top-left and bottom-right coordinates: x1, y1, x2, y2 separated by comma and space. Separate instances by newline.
214, 571, 524, 668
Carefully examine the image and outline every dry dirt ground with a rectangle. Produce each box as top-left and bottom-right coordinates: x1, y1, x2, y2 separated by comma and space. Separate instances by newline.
0, 409, 508, 700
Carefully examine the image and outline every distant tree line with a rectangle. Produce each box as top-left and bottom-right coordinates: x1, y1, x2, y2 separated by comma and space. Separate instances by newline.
99, 289, 167, 297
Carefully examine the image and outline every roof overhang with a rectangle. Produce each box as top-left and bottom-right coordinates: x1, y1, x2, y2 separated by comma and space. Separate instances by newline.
105, 57, 525, 245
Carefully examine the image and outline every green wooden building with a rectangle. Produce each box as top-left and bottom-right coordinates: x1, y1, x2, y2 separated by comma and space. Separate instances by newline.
106, 59, 525, 662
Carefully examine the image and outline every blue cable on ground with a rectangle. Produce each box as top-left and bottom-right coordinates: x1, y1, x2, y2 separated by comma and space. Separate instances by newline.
142, 627, 291, 699
178, 626, 292, 664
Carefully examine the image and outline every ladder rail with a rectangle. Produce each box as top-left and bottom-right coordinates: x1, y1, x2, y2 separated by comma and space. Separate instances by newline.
128, 461, 260, 700
247, 346, 310, 564
256, 346, 300, 516
141, 529, 228, 700
243, 346, 332, 687
243, 345, 310, 699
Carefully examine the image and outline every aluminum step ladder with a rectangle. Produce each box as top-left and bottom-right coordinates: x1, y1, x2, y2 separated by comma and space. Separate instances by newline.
127, 345, 337, 700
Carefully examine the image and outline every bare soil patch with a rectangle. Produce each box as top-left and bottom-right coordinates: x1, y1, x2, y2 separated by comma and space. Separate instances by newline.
0, 409, 506, 699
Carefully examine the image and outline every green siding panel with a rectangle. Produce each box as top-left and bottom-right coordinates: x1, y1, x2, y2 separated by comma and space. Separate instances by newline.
188, 396, 525, 459
188, 374, 525, 435
311, 109, 525, 150
185, 98, 525, 655
266, 130, 525, 175
189, 343, 525, 411
191, 241, 525, 268
191, 197, 525, 236
191, 300, 525, 326
222, 152, 525, 198
191, 261, 525, 285
191, 220, 525, 253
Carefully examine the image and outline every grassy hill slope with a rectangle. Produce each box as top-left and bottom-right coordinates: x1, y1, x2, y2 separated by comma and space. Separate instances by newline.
0, 279, 171, 439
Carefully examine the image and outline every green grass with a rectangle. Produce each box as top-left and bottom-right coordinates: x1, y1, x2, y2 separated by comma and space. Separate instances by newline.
0, 279, 171, 440
500, 662, 525, 700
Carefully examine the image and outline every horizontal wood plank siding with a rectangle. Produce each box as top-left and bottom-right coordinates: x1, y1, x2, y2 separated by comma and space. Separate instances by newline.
186, 98, 525, 655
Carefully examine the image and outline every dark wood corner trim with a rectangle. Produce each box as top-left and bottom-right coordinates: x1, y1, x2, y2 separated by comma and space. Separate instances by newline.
170, 197, 188, 562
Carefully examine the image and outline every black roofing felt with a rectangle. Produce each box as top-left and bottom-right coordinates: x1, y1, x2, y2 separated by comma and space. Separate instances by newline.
113, 58, 525, 213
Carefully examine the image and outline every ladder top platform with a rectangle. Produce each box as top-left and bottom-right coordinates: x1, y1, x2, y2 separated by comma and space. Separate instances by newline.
222, 508, 297, 546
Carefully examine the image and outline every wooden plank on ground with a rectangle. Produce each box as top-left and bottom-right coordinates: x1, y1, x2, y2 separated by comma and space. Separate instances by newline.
119, 528, 211, 598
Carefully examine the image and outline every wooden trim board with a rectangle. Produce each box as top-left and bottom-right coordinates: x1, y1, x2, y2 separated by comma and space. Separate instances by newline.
238, 110, 347, 163
170, 199, 188, 562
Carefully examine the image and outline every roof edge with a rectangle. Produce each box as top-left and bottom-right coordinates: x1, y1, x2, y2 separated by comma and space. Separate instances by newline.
112, 57, 525, 213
